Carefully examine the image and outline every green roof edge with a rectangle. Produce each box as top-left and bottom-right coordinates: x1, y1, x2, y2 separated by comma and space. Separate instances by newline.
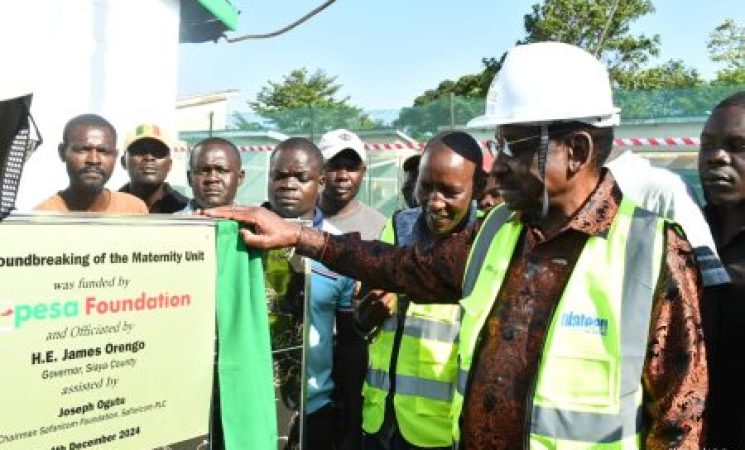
195, 0, 238, 31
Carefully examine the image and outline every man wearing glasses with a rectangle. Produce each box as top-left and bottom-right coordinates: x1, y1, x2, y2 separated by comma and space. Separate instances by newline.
204, 42, 707, 449
34, 114, 147, 213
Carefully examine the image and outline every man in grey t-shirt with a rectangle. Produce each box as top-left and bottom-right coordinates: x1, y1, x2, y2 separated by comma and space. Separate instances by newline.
318, 129, 385, 240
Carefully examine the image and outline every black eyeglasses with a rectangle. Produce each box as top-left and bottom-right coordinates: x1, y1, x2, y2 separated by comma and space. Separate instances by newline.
486, 134, 544, 158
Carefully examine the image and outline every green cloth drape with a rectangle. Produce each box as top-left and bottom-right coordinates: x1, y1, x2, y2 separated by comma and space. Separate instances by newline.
216, 220, 277, 449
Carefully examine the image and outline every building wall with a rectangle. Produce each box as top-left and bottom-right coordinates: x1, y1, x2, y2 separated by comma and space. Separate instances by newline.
6, 0, 181, 210
177, 97, 235, 132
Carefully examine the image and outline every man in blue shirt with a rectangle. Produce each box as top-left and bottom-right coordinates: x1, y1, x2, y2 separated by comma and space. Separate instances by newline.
266, 137, 357, 450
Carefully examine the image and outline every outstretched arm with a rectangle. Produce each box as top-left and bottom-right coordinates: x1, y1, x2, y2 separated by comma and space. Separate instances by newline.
202, 205, 475, 302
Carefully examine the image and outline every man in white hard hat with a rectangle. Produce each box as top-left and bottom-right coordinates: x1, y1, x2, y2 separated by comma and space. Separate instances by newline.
203, 42, 707, 449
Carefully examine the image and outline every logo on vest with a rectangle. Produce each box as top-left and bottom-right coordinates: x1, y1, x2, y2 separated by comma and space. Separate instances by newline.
560, 311, 608, 336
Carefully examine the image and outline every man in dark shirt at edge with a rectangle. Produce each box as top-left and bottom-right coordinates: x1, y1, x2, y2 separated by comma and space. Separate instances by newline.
119, 123, 188, 213
700, 91, 745, 449
204, 42, 707, 449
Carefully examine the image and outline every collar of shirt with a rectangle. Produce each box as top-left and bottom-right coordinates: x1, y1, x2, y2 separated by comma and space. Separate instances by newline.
518, 169, 622, 246
311, 207, 324, 229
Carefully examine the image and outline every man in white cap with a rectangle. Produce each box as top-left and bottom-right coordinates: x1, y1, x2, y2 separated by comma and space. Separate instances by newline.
318, 129, 385, 240
204, 42, 707, 449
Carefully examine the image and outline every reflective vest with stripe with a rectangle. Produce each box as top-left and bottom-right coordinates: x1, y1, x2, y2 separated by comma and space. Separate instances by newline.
362, 207, 463, 447
453, 199, 665, 449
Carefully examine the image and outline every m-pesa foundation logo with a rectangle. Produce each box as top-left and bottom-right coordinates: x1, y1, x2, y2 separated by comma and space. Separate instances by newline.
0, 292, 192, 334
0, 299, 79, 334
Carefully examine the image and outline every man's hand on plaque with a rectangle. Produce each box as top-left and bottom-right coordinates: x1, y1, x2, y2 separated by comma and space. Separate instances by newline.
201, 206, 302, 250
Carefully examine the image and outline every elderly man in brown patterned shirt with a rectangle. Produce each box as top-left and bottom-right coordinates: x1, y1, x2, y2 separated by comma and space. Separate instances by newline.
205, 43, 707, 450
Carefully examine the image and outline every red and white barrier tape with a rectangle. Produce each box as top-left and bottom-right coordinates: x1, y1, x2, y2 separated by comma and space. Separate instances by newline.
173, 137, 700, 152
613, 137, 699, 147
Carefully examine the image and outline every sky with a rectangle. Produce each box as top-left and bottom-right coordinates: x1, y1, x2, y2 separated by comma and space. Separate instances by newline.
178, 0, 745, 112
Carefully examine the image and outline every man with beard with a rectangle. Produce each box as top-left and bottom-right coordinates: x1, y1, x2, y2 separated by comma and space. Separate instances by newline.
180, 137, 245, 213
699, 91, 745, 449
267, 138, 359, 450
318, 129, 385, 240
34, 114, 147, 213
119, 123, 188, 213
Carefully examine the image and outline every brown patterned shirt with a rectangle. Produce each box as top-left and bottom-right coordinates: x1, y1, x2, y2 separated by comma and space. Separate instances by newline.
304, 172, 707, 449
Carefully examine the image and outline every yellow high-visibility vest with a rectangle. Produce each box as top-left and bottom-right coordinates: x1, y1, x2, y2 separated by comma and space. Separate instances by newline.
453, 199, 665, 449
362, 207, 465, 447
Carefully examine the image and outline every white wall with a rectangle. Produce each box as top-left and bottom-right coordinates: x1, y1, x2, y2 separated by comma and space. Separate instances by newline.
177, 95, 238, 132
3, 0, 182, 210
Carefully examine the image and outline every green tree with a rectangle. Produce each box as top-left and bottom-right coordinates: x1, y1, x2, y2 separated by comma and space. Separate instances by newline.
248, 68, 376, 134
708, 19, 745, 70
394, 96, 486, 139
522, 0, 659, 73
613, 59, 703, 90
411, 57, 503, 106
707, 19, 745, 86
712, 69, 745, 85
394, 58, 501, 138
615, 84, 745, 120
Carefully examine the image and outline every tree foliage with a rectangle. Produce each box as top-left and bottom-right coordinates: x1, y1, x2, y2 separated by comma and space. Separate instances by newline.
395, 58, 501, 138
708, 18, 745, 70
394, 96, 485, 139
712, 68, 745, 86
613, 60, 703, 90
411, 57, 503, 106
523, 0, 659, 73
396, 0, 722, 133
707, 19, 745, 86
615, 84, 745, 120
245, 68, 377, 133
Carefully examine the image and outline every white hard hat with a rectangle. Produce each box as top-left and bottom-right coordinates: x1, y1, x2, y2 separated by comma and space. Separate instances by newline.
468, 42, 620, 128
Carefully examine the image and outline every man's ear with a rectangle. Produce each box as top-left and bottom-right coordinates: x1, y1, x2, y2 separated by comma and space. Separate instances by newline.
238, 169, 246, 186
186, 170, 193, 187
318, 174, 326, 192
120, 153, 127, 170
566, 131, 593, 174
58, 143, 66, 162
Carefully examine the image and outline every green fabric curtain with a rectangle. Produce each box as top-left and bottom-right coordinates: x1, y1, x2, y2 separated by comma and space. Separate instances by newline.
216, 220, 277, 449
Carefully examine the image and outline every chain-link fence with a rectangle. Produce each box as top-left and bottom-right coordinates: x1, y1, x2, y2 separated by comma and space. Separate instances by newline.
178, 84, 745, 215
